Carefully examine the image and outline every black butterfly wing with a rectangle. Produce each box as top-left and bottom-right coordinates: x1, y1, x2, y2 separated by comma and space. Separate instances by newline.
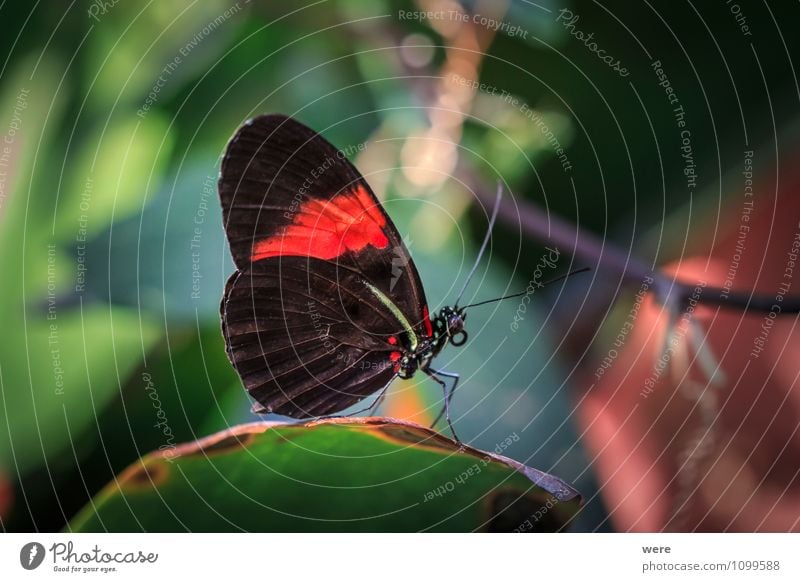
222, 259, 404, 417
218, 114, 433, 417
219, 114, 430, 331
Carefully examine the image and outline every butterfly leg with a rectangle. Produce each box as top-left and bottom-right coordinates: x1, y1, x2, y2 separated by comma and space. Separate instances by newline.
424, 368, 461, 444
429, 368, 460, 429
343, 373, 398, 418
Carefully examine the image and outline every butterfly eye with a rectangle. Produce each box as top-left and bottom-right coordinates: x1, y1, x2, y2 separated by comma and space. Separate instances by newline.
447, 314, 464, 333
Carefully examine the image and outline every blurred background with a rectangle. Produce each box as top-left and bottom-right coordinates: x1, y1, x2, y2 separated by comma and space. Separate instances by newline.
1, 0, 799, 532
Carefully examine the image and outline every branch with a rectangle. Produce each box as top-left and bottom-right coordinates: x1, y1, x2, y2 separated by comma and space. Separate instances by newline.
460, 167, 800, 315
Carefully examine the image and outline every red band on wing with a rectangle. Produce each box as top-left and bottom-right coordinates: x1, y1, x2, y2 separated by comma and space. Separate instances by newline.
422, 305, 433, 337
251, 185, 389, 262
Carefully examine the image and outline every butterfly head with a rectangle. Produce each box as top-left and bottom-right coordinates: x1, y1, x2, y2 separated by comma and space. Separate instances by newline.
435, 306, 468, 347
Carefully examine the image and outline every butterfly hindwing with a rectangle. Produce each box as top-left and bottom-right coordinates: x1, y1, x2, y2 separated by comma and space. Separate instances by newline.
222, 258, 402, 417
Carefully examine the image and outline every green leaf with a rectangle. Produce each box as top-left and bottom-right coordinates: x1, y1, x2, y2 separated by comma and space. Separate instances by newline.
69, 418, 582, 532
0, 307, 160, 475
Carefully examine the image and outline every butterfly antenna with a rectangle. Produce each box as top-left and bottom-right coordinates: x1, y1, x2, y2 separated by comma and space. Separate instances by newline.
453, 182, 504, 309
460, 267, 590, 310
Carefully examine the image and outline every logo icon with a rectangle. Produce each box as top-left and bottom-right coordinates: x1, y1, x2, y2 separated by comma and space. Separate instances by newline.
20, 542, 45, 570
389, 234, 413, 292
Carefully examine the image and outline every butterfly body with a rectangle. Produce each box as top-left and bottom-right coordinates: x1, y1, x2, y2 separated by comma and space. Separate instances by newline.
394, 307, 466, 380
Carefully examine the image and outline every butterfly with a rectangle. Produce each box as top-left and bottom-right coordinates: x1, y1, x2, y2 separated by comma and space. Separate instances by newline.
218, 114, 575, 442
